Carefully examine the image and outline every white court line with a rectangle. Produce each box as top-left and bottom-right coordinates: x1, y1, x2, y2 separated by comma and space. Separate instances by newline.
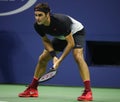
0, 101, 8, 102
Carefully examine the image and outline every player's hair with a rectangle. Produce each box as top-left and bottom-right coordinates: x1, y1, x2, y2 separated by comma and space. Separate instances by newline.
34, 3, 50, 14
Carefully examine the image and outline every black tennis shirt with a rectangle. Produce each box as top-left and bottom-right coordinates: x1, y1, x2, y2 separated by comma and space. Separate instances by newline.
34, 13, 84, 39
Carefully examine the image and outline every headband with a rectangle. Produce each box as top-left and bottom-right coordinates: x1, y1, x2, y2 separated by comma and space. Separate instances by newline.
34, 8, 50, 13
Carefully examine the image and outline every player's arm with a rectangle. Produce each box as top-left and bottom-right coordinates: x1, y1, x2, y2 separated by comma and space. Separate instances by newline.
59, 33, 75, 61
41, 35, 58, 65
53, 33, 75, 69
41, 35, 54, 52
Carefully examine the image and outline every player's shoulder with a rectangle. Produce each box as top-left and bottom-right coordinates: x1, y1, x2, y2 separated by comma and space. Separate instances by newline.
51, 13, 69, 18
34, 22, 39, 29
34, 22, 44, 32
51, 13, 72, 22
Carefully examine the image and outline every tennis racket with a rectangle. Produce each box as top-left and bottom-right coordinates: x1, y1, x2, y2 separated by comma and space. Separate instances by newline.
38, 68, 57, 83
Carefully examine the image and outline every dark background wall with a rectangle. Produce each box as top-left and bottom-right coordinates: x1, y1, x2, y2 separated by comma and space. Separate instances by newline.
0, 0, 120, 88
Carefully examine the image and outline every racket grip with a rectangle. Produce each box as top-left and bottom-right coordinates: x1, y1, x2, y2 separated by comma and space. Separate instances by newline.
50, 67, 56, 70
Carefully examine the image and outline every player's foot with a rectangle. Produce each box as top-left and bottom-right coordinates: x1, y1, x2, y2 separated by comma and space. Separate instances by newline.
18, 87, 38, 97
77, 90, 93, 101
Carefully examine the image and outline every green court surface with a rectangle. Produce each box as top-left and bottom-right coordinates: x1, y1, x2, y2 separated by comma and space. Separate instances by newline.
0, 84, 120, 102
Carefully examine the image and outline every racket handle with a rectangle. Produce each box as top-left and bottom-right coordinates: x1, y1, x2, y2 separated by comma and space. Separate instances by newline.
50, 67, 56, 70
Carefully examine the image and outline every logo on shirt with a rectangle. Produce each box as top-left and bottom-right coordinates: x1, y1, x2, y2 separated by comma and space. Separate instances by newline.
0, 0, 37, 16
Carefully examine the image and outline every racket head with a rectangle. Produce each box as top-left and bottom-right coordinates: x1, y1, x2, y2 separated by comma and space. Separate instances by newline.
39, 69, 57, 83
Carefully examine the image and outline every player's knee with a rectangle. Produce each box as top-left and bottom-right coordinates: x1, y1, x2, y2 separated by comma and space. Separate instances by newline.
38, 54, 50, 64
74, 54, 84, 63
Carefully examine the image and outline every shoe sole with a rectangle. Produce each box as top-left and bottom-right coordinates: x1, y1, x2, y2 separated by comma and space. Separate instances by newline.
77, 98, 93, 101
19, 95, 38, 97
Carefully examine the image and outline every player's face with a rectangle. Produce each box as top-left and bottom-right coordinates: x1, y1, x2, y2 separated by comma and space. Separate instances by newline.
34, 11, 49, 25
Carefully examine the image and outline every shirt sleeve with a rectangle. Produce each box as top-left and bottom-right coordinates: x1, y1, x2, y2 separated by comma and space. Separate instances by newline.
34, 23, 46, 37
61, 16, 72, 36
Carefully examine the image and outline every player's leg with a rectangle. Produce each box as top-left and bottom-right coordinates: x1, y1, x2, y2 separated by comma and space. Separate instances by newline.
73, 48, 90, 81
72, 30, 93, 101
18, 49, 51, 97
34, 49, 52, 79
72, 48, 93, 101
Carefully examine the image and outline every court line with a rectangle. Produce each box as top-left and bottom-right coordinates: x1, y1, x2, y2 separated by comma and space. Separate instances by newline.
0, 101, 8, 102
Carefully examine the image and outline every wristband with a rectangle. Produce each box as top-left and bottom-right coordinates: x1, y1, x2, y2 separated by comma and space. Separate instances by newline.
49, 51, 57, 57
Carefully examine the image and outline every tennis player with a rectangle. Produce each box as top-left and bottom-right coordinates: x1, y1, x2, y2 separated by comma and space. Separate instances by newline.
18, 2, 93, 101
